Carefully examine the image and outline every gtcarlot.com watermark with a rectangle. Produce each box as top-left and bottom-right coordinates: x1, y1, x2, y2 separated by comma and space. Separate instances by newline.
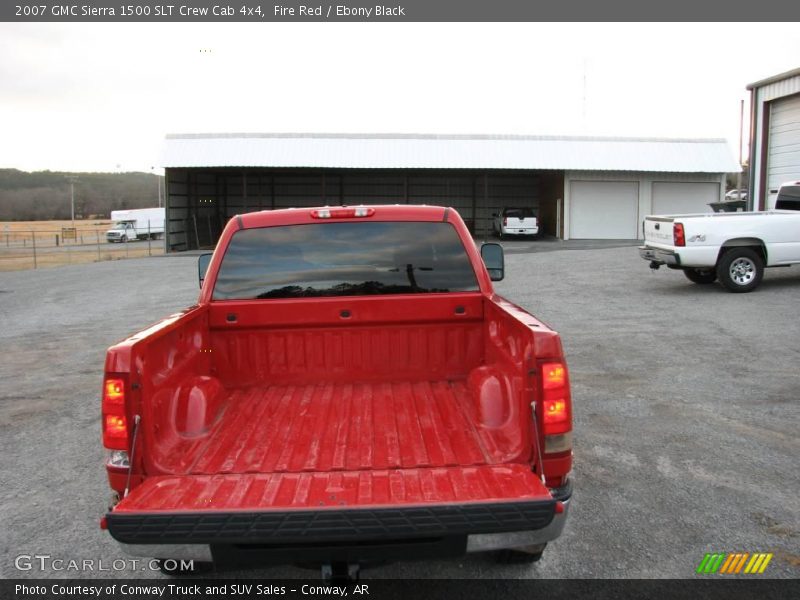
14, 554, 193, 573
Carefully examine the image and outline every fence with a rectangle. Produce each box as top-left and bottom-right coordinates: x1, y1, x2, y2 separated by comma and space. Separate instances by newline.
0, 221, 165, 272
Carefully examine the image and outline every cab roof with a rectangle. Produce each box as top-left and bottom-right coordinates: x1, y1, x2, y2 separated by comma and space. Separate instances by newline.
237, 205, 451, 229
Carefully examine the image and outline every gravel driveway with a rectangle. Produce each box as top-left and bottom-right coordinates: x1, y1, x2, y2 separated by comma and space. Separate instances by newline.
1, 246, 797, 579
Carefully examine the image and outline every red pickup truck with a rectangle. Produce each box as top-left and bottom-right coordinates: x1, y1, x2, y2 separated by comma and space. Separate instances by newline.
100, 205, 573, 576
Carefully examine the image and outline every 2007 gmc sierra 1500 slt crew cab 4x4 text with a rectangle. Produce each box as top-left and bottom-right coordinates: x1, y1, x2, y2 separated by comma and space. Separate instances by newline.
99, 205, 573, 577
640, 182, 800, 293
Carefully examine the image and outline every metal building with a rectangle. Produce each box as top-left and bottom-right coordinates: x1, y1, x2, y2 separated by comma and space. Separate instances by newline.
748, 68, 800, 210
160, 133, 737, 251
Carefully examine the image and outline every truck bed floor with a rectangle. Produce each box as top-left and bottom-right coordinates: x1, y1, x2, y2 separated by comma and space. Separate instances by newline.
183, 380, 493, 474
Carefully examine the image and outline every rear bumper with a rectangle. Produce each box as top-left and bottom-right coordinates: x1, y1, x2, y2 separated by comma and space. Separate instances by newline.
115, 500, 570, 562
110, 498, 569, 562
639, 245, 680, 266
502, 228, 539, 236
466, 496, 569, 552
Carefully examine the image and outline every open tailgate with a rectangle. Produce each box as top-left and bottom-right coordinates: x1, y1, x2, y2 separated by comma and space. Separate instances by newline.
107, 464, 556, 544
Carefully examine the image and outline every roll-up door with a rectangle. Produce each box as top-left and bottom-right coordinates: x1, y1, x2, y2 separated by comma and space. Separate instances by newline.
767, 94, 800, 208
569, 181, 638, 239
651, 182, 719, 216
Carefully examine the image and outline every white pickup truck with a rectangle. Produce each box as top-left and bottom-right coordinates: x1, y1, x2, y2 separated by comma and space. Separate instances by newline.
492, 207, 539, 238
639, 182, 800, 293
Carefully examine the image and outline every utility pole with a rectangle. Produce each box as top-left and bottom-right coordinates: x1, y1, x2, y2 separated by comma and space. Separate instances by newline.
737, 99, 744, 205
152, 167, 163, 208
66, 175, 78, 223
582, 58, 588, 132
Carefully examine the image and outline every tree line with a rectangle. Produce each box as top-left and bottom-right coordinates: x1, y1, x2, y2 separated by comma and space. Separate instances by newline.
0, 169, 162, 221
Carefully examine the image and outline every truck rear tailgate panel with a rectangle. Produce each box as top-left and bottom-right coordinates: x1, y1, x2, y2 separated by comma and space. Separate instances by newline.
107, 465, 555, 544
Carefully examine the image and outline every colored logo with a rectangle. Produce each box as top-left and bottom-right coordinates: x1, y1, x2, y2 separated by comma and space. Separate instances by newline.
696, 552, 773, 575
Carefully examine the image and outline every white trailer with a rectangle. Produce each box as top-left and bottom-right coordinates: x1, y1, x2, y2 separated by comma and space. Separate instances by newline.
106, 208, 165, 243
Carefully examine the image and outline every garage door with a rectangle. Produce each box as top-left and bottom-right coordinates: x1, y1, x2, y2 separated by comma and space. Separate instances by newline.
651, 182, 719, 216
569, 181, 638, 239
767, 93, 800, 207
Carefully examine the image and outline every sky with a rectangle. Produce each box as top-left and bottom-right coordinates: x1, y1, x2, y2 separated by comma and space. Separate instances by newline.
1, 22, 798, 173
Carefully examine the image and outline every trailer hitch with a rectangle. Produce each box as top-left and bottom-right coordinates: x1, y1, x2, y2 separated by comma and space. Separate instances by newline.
649, 261, 661, 271
321, 562, 360, 583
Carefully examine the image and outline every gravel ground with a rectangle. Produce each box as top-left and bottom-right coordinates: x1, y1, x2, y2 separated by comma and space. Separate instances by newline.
0, 246, 798, 579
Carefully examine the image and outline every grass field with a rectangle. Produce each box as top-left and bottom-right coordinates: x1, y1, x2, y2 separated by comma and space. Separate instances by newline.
1, 219, 113, 230
1, 219, 113, 244
0, 219, 164, 272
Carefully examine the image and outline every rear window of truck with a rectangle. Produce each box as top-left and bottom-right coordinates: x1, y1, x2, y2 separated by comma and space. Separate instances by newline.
212, 221, 480, 300
504, 208, 536, 219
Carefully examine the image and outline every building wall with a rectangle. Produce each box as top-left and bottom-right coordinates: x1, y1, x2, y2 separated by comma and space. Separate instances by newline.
165, 167, 727, 249
749, 72, 800, 210
165, 168, 544, 251
537, 171, 565, 238
563, 171, 726, 240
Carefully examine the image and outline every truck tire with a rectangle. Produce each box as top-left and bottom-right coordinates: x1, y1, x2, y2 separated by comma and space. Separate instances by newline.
683, 268, 717, 284
716, 248, 764, 293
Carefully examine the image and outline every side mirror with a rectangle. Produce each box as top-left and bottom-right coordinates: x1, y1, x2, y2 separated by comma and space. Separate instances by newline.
198, 253, 213, 289
481, 243, 504, 282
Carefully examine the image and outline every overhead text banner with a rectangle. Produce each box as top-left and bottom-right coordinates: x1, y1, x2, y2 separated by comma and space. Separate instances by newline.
3, 0, 800, 22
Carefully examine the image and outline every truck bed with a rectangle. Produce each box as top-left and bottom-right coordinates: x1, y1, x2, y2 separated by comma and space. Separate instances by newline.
110, 376, 559, 546
103, 207, 574, 558
174, 380, 498, 475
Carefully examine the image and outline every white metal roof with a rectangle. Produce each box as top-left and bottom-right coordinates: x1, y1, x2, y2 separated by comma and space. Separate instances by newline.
161, 133, 739, 173
746, 67, 800, 90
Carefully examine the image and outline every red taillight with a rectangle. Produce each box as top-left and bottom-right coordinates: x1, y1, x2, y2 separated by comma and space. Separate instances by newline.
105, 415, 127, 437
102, 377, 128, 450
673, 223, 685, 247
543, 399, 568, 425
105, 379, 123, 401
540, 362, 572, 438
503, 217, 508, 226
542, 363, 566, 389
311, 207, 375, 219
